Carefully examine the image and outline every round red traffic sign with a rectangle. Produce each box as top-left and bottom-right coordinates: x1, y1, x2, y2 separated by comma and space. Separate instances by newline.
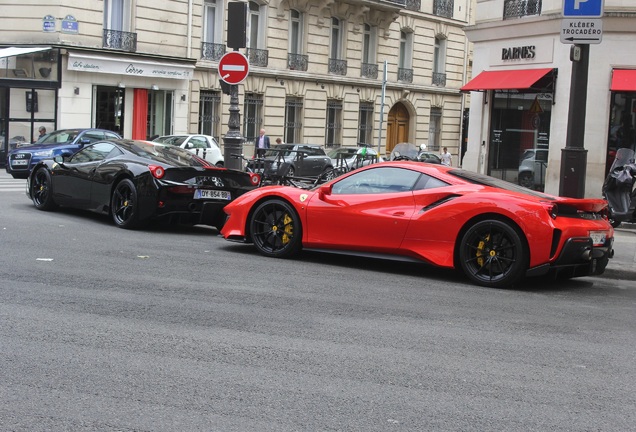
218, 51, 249, 85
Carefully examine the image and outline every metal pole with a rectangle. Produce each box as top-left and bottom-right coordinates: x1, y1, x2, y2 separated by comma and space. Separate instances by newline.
377, 60, 387, 157
223, 82, 243, 170
559, 44, 589, 198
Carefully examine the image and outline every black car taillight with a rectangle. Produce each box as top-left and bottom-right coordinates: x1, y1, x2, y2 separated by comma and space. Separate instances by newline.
149, 165, 165, 179
249, 173, 261, 186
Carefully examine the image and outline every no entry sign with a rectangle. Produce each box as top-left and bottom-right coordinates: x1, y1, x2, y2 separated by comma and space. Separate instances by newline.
218, 51, 249, 85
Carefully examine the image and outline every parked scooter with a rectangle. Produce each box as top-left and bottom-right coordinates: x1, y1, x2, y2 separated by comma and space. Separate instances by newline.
602, 147, 636, 228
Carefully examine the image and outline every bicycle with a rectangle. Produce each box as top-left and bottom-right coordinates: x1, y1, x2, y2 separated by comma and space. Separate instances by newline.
231, 153, 346, 190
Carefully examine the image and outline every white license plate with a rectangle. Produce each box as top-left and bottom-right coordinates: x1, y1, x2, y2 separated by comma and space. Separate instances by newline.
12, 160, 28, 166
194, 189, 231, 200
589, 231, 606, 246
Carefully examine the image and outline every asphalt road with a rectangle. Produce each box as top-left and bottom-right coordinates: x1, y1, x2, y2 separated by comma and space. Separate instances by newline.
1, 176, 635, 431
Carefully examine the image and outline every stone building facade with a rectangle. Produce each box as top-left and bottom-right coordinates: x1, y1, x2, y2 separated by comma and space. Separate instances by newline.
0, 0, 472, 165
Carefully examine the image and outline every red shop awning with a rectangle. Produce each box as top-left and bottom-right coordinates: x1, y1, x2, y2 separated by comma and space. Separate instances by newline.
610, 69, 636, 92
461, 68, 554, 91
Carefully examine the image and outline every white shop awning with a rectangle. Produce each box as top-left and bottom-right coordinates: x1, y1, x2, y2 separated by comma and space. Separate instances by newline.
0, 46, 51, 59
67, 52, 194, 80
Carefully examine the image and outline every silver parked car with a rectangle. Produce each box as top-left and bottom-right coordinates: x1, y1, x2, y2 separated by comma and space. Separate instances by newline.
518, 148, 548, 189
153, 134, 224, 167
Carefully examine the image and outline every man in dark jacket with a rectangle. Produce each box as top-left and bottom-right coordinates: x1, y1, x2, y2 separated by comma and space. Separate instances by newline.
255, 128, 270, 158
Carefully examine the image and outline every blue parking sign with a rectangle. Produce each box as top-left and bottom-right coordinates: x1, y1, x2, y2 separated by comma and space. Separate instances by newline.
563, 0, 604, 17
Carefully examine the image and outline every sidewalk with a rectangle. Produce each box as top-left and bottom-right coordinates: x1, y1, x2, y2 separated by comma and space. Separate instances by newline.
604, 223, 636, 280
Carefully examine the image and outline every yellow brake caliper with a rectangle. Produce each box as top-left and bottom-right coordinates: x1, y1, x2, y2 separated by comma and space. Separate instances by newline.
281, 213, 293, 244
476, 234, 490, 267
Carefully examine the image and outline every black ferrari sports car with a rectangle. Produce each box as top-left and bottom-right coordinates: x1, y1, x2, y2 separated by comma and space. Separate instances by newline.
26, 139, 260, 229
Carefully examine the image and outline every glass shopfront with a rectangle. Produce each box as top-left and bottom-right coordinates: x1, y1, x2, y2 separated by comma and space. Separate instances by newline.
489, 91, 552, 191
607, 91, 636, 174
0, 47, 60, 167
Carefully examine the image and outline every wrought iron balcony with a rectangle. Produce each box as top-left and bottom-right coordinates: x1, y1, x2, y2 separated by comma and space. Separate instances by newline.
432, 72, 447, 86
245, 48, 269, 67
103, 29, 137, 52
398, 67, 413, 83
361, 63, 378, 79
405, 0, 421, 11
434, 0, 454, 18
288, 53, 308, 71
503, 0, 541, 19
328, 58, 347, 76
201, 42, 225, 61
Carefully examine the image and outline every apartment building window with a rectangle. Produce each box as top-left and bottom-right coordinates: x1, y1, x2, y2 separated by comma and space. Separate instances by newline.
103, 0, 136, 51
503, 0, 541, 19
433, 0, 454, 18
398, 31, 413, 83
147, 90, 173, 138
429, 108, 442, 151
284, 97, 303, 144
432, 37, 447, 86
244, 1, 268, 66
201, 0, 225, 61
199, 91, 221, 141
243, 93, 263, 144
328, 18, 347, 75
361, 24, 378, 79
358, 102, 374, 146
325, 99, 342, 148
288, 10, 308, 71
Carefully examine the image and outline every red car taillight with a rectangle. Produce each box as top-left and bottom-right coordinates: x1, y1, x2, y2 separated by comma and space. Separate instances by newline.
149, 165, 165, 179
249, 173, 261, 186
543, 203, 558, 219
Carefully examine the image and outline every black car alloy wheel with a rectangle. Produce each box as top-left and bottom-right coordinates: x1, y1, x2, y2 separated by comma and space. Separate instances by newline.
111, 179, 140, 229
250, 199, 302, 258
458, 219, 527, 288
31, 167, 57, 210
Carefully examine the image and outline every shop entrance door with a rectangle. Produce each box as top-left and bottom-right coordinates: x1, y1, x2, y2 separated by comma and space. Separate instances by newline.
386, 102, 410, 155
94, 86, 125, 136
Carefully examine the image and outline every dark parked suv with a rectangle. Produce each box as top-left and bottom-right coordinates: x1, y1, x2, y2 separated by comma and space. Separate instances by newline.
6, 128, 122, 179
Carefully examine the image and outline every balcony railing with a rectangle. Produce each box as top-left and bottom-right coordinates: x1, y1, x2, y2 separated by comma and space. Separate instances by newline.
398, 67, 413, 83
405, 0, 421, 11
432, 72, 447, 86
103, 29, 137, 52
503, 0, 541, 19
328, 58, 347, 76
201, 42, 225, 61
361, 63, 378, 79
288, 53, 308, 71
433, 0, 454, 18
245, 48, 269, 67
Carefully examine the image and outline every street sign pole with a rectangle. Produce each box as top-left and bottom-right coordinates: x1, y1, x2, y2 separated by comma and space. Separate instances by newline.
558, 0, 603, 197
223, 2, 248, 171
559, 43, 589, 198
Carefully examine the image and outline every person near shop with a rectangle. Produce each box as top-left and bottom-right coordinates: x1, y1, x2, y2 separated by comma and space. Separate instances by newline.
34, 126, 47, 143
255, 128, 270, 158
276, 137, 284, 145
440, 147, 452, 166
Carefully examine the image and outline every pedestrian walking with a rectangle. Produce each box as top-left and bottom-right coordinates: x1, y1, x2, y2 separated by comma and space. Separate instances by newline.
440, 147, 452, 166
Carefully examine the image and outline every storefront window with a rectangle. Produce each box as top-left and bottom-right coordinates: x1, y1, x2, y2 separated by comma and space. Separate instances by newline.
489, 91, 552, 191
607, 92, 636, 174
94, 86, 125, 136
0, 47, 60, 166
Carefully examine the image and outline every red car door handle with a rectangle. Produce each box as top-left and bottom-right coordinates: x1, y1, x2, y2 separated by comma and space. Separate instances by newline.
393, 211, 405, 217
